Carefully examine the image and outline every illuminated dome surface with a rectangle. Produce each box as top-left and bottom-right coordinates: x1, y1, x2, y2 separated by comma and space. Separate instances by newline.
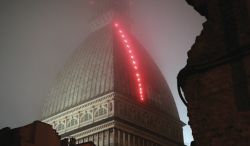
42, 1, 180, 126
42, 22, 179, 120
42, 0, 184, 146
41, 2, 184, 145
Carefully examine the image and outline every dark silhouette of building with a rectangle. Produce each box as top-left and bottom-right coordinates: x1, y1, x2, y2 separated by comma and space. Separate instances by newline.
0, 121, 95, 146
41, 0, 184, 146
178, 0, 250, 145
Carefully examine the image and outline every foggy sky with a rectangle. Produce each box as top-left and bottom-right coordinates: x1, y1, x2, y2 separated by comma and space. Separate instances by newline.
0, 1, 204, 146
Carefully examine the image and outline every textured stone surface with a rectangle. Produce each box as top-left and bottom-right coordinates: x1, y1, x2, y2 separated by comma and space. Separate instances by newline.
42, 26, 114, 118
179, 0, 250, 145
42, 0, 184, 146
42, 23, 179, 120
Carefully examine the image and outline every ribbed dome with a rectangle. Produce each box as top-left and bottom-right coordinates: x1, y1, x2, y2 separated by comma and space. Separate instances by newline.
42, 22, 179, 120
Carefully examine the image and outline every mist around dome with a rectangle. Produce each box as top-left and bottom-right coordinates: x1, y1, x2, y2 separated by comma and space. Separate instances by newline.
0, 1, 204, 145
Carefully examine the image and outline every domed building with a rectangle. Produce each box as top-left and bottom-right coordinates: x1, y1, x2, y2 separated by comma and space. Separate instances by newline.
42, 1, 184, 146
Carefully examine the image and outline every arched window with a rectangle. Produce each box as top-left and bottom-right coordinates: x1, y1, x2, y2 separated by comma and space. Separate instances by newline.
94, 106, 107, 117
80, 112, 92, 123
70, 118, 78, 126
57, 122, 65, 131
66, 117, 78, 127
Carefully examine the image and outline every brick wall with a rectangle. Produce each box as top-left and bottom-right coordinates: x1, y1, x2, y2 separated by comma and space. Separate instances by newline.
179, 0, 250, 145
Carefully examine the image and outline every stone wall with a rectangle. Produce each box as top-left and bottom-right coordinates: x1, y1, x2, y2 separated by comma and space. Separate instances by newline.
178, 0, 250, 145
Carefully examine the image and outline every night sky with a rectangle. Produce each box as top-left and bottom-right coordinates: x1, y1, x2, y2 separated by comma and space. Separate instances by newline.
0, 0, 204, 145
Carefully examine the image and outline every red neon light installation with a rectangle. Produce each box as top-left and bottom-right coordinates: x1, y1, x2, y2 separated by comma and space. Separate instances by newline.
114, 22, 145, 101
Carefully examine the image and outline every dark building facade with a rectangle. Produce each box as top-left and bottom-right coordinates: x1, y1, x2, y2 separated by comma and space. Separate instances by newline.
0, 121, 95, 146
178, 0, 250, 145
41, 0, 184, 146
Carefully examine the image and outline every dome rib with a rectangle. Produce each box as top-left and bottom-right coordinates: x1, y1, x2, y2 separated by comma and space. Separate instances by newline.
42, 26, 114, 118
42, 23, 179, 120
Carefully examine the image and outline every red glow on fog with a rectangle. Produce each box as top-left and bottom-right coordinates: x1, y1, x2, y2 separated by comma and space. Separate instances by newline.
88, 0, 95, 5
114, 22, 145, 102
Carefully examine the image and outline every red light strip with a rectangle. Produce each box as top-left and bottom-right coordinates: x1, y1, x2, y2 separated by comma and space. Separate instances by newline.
114, 22, 145, 101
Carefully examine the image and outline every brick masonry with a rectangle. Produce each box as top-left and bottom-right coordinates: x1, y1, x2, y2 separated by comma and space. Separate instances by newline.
178, 0, 250, 145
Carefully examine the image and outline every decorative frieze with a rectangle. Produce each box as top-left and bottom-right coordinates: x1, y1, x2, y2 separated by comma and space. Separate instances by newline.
43, 92, 182, 144
72, 121, 115, 140
43, 93, 115, 135
114, 93, 183, 142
